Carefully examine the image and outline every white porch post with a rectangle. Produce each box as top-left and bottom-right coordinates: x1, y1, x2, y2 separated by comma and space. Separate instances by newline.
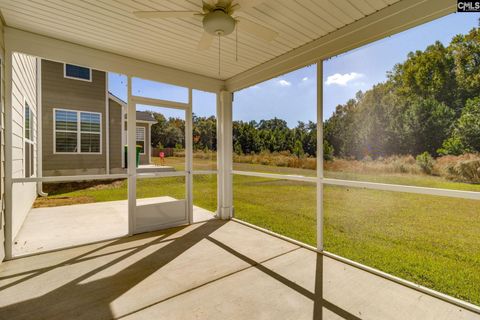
217, 90, 233, 220
127, 77, 136, 235
186, 89, 193, 224
4, 48, 13, 259
316, 62, 324, 251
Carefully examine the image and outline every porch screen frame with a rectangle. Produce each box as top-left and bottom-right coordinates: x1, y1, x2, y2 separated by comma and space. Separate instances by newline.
229, 59, 480, 315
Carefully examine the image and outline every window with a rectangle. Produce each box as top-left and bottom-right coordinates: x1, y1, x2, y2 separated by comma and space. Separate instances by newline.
80, 112, 101, 153
54, 109, 101, 154
64, 64, 91, 81
24, 103, 31, 141
24, 102, 34, 177
55, 110, 78, 153
136, 126, 145, 154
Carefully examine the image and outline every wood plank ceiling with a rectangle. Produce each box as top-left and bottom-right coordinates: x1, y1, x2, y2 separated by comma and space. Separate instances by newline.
0, 0, 400, 80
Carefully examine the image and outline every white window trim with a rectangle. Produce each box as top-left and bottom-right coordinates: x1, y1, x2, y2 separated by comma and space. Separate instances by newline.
53, 108, 102, 155
136, 126, 146, 155
63, 63, 92, 82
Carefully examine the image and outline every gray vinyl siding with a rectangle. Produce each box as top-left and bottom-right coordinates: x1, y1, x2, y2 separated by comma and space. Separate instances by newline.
108, 98, 122, 170
124, 121, 151, 165
137, 122, 150, 165
41, 60, 107, 176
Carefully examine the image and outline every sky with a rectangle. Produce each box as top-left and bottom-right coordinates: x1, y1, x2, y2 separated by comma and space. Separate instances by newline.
107, 75, 217, 119
108, 13, 479, 127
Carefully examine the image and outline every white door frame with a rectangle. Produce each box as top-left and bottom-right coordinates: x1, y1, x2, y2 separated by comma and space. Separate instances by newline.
127, 87, 193, 235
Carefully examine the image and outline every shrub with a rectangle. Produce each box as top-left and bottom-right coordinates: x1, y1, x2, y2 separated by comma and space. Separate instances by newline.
447, 159, 480, 183
323, 155, 421, 175
433, 154, 480, 183
416, 152, 435, 174
438, 136, 466, 156
323, 140, 334, 161
293, 140, 304, 157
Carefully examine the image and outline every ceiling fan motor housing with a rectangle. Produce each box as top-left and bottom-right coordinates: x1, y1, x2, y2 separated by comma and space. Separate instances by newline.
203, 9, 236, 36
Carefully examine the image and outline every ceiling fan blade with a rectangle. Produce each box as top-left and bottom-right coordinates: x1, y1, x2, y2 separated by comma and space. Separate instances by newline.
197, 32, 214, 50
234, 0, 266, 11
236, 17, 278, 42
133, 11, 198, 19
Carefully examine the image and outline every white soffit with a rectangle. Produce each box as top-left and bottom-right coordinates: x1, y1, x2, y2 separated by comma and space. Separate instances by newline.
0, 0, 401, 81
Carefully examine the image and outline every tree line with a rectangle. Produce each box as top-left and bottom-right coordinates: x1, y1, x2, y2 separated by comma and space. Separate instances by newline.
324, 26, 480, 159
150, 113, 320, 158
149, 26, 480, 160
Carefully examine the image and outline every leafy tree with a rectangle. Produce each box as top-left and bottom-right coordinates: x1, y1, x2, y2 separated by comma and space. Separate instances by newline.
322, 26, 480, 159
450, 28, 480, 103
193, 115, 217, 151
438, 136, 466, 156
389, 41, 458, 110
416, 151, 434, 174
439, 97, 480, 154
293, 140, 304, 157
403, 97, 455, 155
323, 140, 334, 161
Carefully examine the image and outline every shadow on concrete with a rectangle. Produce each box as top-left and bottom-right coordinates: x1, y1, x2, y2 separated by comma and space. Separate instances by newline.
207, 236, 361, 320
0, 220, 226, 320
2, 220, 360, 320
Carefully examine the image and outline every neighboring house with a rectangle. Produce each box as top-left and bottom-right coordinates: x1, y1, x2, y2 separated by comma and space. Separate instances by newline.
41, 59, 156, 176
109, 93, 156, 169
11, 57, 157, 239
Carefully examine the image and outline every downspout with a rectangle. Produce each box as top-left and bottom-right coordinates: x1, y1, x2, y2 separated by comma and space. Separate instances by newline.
36, 58, 47, 197
105, 74, 110, 174
121, 105, 125, 168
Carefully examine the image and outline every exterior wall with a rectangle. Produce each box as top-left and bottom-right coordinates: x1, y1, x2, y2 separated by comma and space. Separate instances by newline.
108, 98, 122, 171
41, 60, 107, 176
11, 52, 37, 240
124, 121, 151, 166
137, 122, 150, 165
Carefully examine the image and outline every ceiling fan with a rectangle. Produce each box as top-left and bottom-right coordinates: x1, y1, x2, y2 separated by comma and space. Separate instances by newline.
133, 0, 278, 53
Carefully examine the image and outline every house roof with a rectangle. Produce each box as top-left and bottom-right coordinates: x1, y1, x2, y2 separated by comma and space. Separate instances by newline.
109, 92, 156, 124
135, 111, 156, 123
108, 92, 127, 106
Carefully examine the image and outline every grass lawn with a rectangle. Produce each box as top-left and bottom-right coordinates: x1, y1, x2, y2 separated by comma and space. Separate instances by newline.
38, 157, 480, 305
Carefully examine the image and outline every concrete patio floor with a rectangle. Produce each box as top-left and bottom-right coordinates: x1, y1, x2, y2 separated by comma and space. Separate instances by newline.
12, 197, 215, 257
1, 220, 478, 320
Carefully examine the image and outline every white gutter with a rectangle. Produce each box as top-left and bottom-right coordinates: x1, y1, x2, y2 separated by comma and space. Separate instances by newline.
36, 58, 47, 197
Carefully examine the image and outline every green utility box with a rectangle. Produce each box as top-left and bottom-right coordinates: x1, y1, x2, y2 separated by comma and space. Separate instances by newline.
124, 145, 142, 168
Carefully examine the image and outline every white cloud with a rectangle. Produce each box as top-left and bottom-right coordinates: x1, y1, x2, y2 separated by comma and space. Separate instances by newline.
325, 72, 364, 86
277, 79, 291, 86
302, 77, 309, 81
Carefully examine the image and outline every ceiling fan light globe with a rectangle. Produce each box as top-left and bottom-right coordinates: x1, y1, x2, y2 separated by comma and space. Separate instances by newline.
202, 10, 235, 36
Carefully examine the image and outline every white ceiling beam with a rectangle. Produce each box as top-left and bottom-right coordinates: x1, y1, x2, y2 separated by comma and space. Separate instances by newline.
225, 0, 456, 92
5, 27, 225, 93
